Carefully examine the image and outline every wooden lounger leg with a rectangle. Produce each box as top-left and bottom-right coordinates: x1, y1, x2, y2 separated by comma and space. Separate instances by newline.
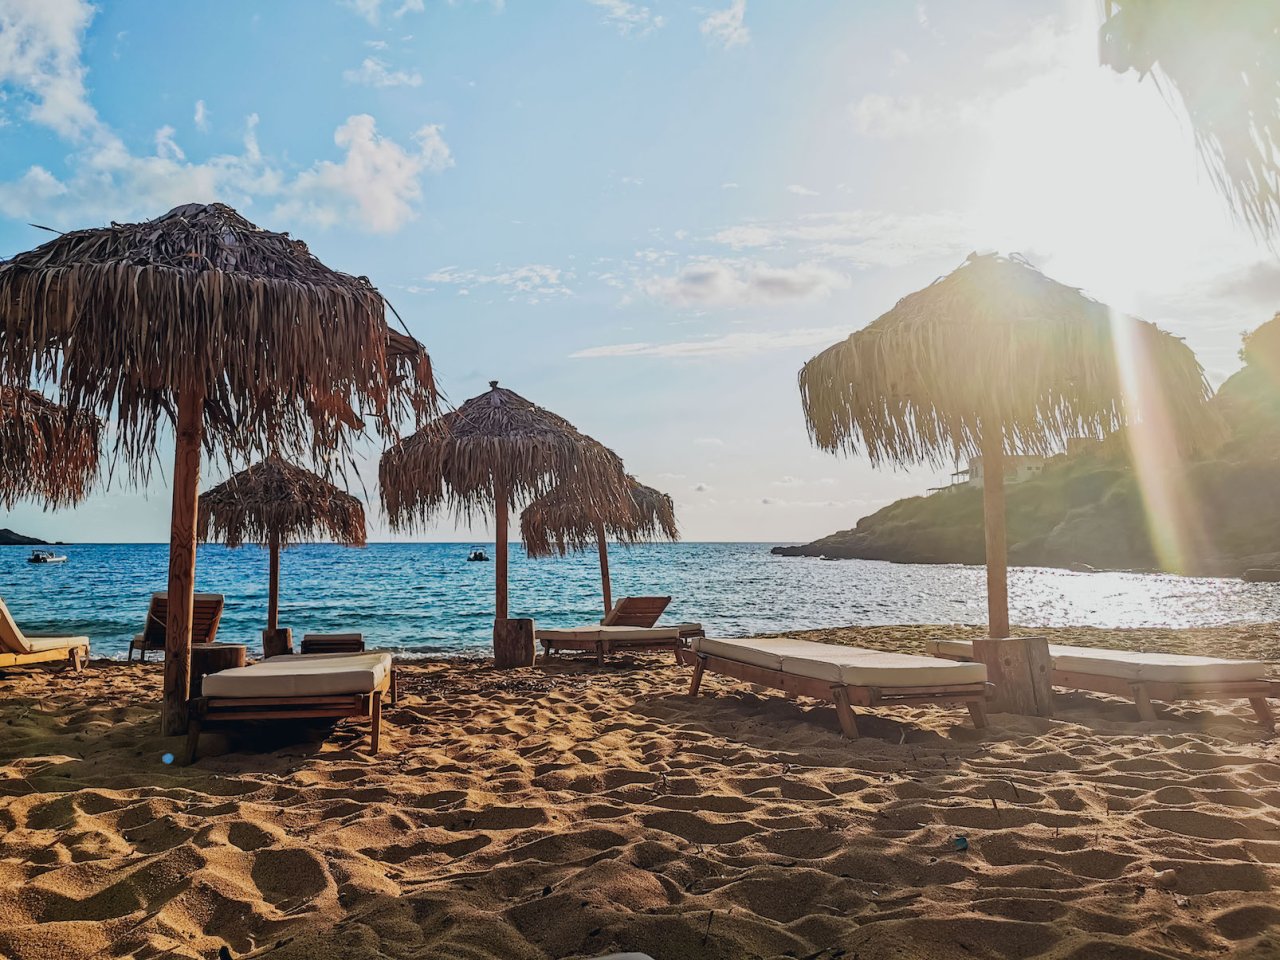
831, 686, 860, 740
595, 641, 605, 666
689, 655, 707, 696
540, 641, 552, 664
1133, 684, 1157, 722
371, 694, 383, 754
391, 669, 400, 706
1249, 697, 1275, 730
182, 716, 203, 765
967, 700, 988, 729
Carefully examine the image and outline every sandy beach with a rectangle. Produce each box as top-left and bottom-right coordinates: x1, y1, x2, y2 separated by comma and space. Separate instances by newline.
2, 625, 1279, 960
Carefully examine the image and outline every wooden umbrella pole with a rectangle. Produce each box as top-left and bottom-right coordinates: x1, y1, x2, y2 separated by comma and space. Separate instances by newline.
595, 519, 612, 618
980, 427, 1010, 639
494, 477, 509, 620
162, 387, 205, 737
267, 530, 281, 633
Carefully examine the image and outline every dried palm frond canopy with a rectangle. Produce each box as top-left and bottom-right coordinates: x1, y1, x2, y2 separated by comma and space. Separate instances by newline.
381, 381, 629, 631
0, 202, 437, 466
799, 253, 1217, 657
0, 202, 437, 735
521, 476, 678, 558
800, 253, 1216, 468
199, 456, 366, 634
0, 386, 101, 509
1100, 0, 1280, 236
198, 456, 366, 549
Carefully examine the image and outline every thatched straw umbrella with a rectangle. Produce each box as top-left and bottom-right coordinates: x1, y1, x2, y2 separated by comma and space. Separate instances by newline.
0, 203, 436, 734
198, 456, 366, 641
1100, 1, 1280, 236
0, 386, 101, 509
521, 476, 679, 617
380, 380, 629, 666
800, 253, 1216, 708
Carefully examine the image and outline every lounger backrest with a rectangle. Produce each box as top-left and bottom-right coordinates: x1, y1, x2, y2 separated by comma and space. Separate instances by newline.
0, 599, 30, 654
602, 596, 671, 628
141, 592, 225, 648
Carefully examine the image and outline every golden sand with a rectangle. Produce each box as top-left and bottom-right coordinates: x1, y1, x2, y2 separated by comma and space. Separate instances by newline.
3, 625, 1280, 959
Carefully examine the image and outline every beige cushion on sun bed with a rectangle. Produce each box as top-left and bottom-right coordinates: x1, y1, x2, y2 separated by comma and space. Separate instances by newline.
537, 625, 681, 642
0, 600, 88, 655
693, 636, 986, 688
924, 638, 1265, 684
202, 651, 392, 699
21, 634, 90, 654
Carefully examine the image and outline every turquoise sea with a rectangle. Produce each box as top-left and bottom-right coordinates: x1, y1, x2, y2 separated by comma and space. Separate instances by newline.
5, 542, 1280, 659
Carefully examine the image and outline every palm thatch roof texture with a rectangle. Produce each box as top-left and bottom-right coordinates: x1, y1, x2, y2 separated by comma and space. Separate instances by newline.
198, 456, 366, 548
0, 202, 437, 471
380, 381, 629, 527
0, 386, 101, 509
1100, 0, 1280, 236
799, 253, 1217, 468
521, 476, 679, 558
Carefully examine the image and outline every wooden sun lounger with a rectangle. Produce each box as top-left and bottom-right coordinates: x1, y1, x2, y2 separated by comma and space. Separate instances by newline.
926, 638, 1279, 728
688, 637, 991, 739
603, 596, 705, 639
128, 591, 224, 662
537, 625, 684, 664
183, 652, 396, 762
0, 598, 89, 673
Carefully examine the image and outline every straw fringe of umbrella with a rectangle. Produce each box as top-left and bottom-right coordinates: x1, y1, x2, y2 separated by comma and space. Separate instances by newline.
521, 477, 678, 558
198, 456, 366, 549
0, 386, 101, 509
799, 253, 1219, 470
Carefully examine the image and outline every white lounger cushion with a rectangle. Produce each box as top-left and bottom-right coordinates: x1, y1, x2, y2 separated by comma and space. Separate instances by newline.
22, 634, 90, 654
537, 625, 681, 642
924, 638, 1264, 685
202, 651, 392, 699
693, 636, 986, 688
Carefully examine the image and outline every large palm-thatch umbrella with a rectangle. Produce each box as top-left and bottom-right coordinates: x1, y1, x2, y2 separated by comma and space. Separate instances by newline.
0, 203, 436, 734
198, 456, 367, 639
1100, 0, 1280, 236
0, 387, 101, 509
380, 380, 629, 666
800, 254, 1215, 701
521, 476, 679, 616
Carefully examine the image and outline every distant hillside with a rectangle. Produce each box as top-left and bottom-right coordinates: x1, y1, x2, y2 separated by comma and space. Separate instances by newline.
0, 528, 49, 546
774, 314, 1280, 576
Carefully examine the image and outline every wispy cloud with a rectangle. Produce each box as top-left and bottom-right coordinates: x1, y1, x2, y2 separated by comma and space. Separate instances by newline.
586, 0, 664, 36
701, 0, 750, 49
419, 263, 573, 301
571, 326, 847, 359
343, 57, 423, 88
642, 259, 847, 307
193, 99, 208, 132
786, 184, 819, 196
710, 210, 972, 267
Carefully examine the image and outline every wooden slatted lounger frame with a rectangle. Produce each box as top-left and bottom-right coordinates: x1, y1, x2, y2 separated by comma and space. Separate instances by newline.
183, 670, 396, 763
935, 647, 1279, 728
688, 651, 992, 740
603, 596, 671, 627
541, 631, 682, 666
0, 646, 85, 673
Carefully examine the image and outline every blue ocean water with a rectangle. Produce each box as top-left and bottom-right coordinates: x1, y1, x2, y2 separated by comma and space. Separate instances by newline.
4, 542, 1280, 659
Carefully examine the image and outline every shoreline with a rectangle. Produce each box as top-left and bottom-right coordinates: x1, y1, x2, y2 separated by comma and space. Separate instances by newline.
3, 623, 1280, 959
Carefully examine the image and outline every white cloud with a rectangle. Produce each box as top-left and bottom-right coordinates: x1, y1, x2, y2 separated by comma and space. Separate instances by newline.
0, 0, 98, 138
721, 181, 739, 189
421, 263, 573, 301
193, 100, 208, 132
342, 0, 385, 24
786, 184, 819, 196
571, 326, 848, 359
710, 210, 972, 267
343, 57, 423, 88
849, 94, 944, 139
642, 259, 847, 307
586, 0, 664, 36
700, 0, 749, 49
154, 125, 184, 161
276, 117, 452, 232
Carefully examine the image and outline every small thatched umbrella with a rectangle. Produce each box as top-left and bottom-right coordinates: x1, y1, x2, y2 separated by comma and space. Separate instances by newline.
800, 253, 1216, 709
380, 380, 629, 666
198, 456, 366, 640
521, 476, 679, 617
0, 203, 436, 734
0, 386, 101, 509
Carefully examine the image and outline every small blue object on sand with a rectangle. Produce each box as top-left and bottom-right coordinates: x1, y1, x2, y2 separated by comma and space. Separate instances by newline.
162, 753, 175, 765
954, 835, 969, 851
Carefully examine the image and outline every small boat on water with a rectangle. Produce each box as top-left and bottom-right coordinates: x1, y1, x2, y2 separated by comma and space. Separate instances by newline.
467, 549, 490, 562
27, 549, 67, 564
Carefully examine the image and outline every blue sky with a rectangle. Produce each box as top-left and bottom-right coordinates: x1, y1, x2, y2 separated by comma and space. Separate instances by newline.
0, 0, 1274, 542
